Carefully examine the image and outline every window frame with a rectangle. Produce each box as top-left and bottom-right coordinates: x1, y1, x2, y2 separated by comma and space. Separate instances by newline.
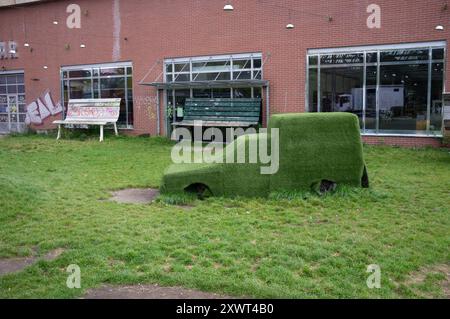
306, 42, 446, 136
164, 53, 263, 83
60, 62, 133, 129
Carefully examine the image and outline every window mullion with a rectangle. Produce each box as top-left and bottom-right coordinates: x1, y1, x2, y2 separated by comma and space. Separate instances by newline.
363, 51, 367, 132
376, 51, 380, 133
426, 47, 432, 133
318, 55, 321, 113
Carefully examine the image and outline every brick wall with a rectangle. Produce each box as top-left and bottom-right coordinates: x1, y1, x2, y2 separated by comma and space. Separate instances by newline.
362, 135, 446, 148
0, 0, 449, 147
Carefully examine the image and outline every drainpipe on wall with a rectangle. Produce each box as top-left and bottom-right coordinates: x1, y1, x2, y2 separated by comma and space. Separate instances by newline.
156, 89, 160, 135
112, 0, 121, 62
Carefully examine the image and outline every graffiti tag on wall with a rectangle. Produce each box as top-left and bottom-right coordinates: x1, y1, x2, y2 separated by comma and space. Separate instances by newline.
25, 91, 64, 125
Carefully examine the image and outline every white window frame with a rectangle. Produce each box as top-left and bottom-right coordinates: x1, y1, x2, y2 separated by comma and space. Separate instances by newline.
164, 53, 263, 83
60, 61, 133, 129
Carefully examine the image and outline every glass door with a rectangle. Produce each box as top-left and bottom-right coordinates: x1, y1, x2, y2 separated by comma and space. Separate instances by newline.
7, 94, 21, 133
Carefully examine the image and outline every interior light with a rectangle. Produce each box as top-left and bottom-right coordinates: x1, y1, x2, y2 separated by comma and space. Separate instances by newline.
223, 4, 234, 11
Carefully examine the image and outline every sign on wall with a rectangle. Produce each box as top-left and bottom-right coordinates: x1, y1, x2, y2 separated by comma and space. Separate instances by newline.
0, 41, 18, 59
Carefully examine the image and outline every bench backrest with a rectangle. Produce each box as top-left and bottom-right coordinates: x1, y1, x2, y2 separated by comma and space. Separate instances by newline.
183, 98, 261, 124
66, 99, 121, 122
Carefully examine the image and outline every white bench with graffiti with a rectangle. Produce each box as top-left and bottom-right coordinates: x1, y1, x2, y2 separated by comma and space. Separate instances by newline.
53, 98, 121, 142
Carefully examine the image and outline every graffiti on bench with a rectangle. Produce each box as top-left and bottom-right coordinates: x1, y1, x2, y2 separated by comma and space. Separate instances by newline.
67, 106, 120, 120
25, 91, 63, 125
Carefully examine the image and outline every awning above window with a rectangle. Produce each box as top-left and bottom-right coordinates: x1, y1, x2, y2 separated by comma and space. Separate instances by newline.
140, 79, 269, 89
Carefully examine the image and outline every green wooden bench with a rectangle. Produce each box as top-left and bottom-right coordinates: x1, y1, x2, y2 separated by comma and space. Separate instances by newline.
173, 98, 261, 127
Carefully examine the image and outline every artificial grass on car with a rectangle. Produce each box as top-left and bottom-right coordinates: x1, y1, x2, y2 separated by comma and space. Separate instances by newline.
161, 113, 368, 197
0, 134, 449, 298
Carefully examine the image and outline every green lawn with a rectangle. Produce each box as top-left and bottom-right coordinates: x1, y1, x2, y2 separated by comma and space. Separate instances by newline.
0, 134, 449, 298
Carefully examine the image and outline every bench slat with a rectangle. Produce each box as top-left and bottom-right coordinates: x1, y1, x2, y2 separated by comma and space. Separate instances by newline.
186, 111, 260, 117
183, 116, 260, 122
180, 98, 262, 128
54, 120, 108, 125
186, 107, 260, 112
185, 102, 261, 108
173, 121, 257, 127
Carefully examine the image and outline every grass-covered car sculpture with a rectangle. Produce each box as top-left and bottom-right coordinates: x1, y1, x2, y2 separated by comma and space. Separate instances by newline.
160, 113, 369, 197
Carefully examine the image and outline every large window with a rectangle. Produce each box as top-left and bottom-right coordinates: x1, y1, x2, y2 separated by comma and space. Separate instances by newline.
61, 62, 133, 128
307, 42, 445, 135
163, 53, 264, 133
165, 53, 262, 83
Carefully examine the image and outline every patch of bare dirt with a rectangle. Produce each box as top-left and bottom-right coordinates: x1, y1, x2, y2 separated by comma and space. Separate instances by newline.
110, 188, 160, 204
43, 248, 65, 261
84, 284, 232, 299
0, 257, 35, 276
403, 263, 450, 298
0, 248, 65, 276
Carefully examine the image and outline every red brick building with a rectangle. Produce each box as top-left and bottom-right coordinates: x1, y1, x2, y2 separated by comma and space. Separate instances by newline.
0, 0, 449, 147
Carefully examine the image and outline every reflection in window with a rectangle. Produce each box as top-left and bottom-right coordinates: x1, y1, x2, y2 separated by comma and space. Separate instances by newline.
233, 60, 251, 70
380, 49, 429, 62
0, 73, 26, 127
308, 68, 318, 112
431, 63, 444, 132
193, 89, 212, 98
233, 87, 252, 98
69, 79, 92, 99
234, 71, 252, 80
69, 70, 92, 78
165, 53, 262, 83
379, 64, 428, 132
320, 66, 364, 127
174, 63, 189, 72
173, 73, 190, 82
365, 66, 377, 131
321, 53, 364, 65
307, 45, 445, 135
212, 88, 231, 98
61, 64, 133, 127
193, 72, 230, 81
193, 61, 230, 72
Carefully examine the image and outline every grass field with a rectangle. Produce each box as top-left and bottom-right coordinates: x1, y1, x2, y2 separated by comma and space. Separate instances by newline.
0, 134, 449, 298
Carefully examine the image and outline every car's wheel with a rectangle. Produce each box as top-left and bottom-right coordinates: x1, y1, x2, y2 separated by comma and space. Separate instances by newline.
312, 179, 337, 195
185, 183, 213, 200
